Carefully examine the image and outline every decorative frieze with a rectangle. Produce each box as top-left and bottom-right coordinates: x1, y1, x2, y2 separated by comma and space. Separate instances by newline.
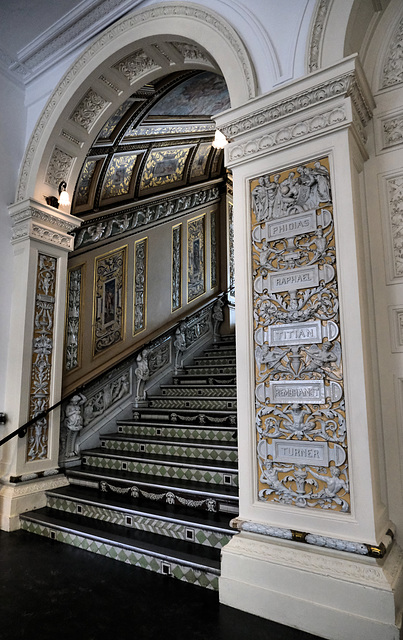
74, 184, 222, 251
251, 157, 349, 512
93, 246, 127, 356
113, 49, 159, 83
385, 174, 403, 279
70, 88, 109, 132
171, 42, 212, 65
27, 254, 57, 462
308, 0, 331, 73
172, 224, 182, 312
133, 238, 147, 335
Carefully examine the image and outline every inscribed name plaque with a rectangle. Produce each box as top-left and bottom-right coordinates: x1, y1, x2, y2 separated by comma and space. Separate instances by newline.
251, 157, 350, 512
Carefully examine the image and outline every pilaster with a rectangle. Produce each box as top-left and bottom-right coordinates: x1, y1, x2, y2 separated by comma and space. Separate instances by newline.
215, 55, 403, 640
0, 199, 81, 530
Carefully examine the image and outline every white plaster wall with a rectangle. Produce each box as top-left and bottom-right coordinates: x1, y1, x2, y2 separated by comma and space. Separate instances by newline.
0, 72, 26, 410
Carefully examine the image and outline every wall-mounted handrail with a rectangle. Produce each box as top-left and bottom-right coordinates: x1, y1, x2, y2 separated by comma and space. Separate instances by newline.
0, 288, 233, 450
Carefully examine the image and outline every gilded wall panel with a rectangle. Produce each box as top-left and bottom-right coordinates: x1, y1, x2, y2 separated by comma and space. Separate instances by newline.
190, 142, 212, 179
140, 146, 191, 192
93, 246, 127, 356
251, 158, 349, 512
27, 253, 57, 462
187, 214, 205, 302
133, 238, 147, 335
101, 153, 139, 200
172, 224, 182, 312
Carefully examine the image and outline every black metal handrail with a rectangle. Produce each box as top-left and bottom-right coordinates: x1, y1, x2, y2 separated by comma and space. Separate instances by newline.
0, 288, 233, 450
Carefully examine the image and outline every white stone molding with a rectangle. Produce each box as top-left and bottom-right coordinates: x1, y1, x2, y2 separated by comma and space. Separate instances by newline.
307, 0, 332, 73
388, 306, 403, 352
216, 56, 374, 167
16, 3, 256, 204
45, 147, 75, 189
375, 107, 403, 154
9, 200, 81, 249
379, 171, 403, 283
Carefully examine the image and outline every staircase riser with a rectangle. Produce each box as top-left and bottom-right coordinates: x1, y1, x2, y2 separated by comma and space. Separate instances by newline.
131, 411, 237, 427
148, 399, 237, 410
117, 425, 236, 442
184, 367, 236, 375
82, 455, 239, 487
101, 440, 238, 462
172, 376, 236, 385
193, 358, 236, 366
47, 496, 233, 549
20, 519, 219, 590
161, 387, 236, 397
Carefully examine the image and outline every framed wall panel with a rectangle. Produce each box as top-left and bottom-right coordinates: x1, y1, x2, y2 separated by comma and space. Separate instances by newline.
172, 223, 182, 312
187, 214, 206, 302
93, 246, 127, 356
133, 237, 148, 335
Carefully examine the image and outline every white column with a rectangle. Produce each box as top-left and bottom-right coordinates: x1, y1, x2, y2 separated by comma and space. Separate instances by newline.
0, 200, 81, 530
215, 55, 403, 640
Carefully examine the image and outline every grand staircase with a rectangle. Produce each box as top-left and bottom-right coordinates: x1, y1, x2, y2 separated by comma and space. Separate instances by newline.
20, 335, 238, 590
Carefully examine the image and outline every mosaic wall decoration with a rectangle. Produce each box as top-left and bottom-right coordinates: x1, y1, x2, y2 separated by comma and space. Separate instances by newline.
210, 210, 217, 289
75, 158, 100, 208
187, 214, 205, 302
93, 246, 127, 356
65, 265, 83, 372
172, 224, 182, 312
101, 153, 139, 200
190, 142, 212, 179
251, 157, 350, 512
134, 238, 147, 334
140, 146, 191, 191
27, 254, 57, 462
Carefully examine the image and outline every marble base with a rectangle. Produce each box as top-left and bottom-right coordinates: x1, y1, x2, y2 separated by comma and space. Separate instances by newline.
219, 532, 403, 640
0, 474, 69, 531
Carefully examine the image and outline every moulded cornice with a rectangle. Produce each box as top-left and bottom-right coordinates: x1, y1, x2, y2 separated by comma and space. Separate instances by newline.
215, 55, 375, 165
9, 199, 82, 249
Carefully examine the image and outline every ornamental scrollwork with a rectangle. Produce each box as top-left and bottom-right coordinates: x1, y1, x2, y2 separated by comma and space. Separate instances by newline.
65, 266, 82, 372
251, 158, 350, 512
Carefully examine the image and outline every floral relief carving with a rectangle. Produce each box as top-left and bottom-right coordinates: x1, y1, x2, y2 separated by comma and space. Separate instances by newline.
114, 49, 159, 83
70, 88, 109, 132
386, 175, 403, 278
382, 114, 403, 148
65, 266, 83, 372
134, 239, 147, 334
27, 254, 57, 462
45, 147, 74, 188
171, 42, 211, 65
381, 17, 403, 89
172, 225, 182, 312
308, 0, 331, 72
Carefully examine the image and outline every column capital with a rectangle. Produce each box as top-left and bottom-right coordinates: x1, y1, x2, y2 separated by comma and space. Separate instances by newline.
8, 199, 81, 250
216, 54, 375, 167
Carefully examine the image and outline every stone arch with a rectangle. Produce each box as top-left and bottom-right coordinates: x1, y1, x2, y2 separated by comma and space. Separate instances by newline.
17, 2, 257, 205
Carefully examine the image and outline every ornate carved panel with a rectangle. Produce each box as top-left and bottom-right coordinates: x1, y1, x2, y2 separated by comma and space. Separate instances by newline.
172, 224, 182, 312
93, 246, 127, 356
133, 238, 147, 335
210, 210, 217, 289
385, 174, 403, 281
381, 17, 403, 89
65, 265, 84, 372
187, 214, 206, 302
27, 254, 57, 462
228, 199, 235, 294
251, 158, 349, 512
70, 88, 109, 132
45, 147, 74, 188
101, 153, 139, 201
140, 146, 192, 192
113, 49, 159, 83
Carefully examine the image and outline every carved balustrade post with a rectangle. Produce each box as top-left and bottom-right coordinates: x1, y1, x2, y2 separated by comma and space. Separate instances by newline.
0, 199, 81, 530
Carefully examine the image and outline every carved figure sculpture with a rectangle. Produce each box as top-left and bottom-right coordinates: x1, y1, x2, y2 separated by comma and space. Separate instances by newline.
309, 465, 349, 511
174, 323, 187, 371
135, 348, 150, 401
212, 298, 224, 340
64, 392, 86, 457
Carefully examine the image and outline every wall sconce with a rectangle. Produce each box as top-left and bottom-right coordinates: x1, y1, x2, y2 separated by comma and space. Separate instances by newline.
44, 181, 71, 209
212, 129, 228, 150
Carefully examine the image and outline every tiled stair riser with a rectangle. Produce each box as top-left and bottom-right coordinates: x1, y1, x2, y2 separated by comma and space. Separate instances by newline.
117, 424, 236, 442
47, 496, 232, 549
161, 386, 236, 397
132, 412, 237, 427
148, 398, 237, 411
193, 357, 237, 366
82, 455, 239, 487
101, 440, 238, 462
20, 519, 219, 590
184, 366, 235, 375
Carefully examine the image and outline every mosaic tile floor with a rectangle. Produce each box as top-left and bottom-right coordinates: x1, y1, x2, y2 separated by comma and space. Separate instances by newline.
0, 529, 325, 640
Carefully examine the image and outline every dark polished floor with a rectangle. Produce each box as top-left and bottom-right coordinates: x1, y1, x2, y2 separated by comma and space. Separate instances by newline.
0, 529, 324, 640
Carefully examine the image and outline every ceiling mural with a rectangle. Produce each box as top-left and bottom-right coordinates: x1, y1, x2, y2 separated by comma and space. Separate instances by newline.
71, 70, 229, 218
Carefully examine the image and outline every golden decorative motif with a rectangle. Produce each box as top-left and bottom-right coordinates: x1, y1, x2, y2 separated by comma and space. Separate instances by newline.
190, 142, 212, 178
140, 146, 191, 191
93, 246, 127, 356
101, 153, 138, 200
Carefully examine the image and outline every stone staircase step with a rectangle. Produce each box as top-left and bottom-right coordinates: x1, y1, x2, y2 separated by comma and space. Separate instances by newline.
160, 385, 237, 397
193, 356, 237, 366
171, 374, 236, 386
131, 408, 237, 426
45, 485, 235, 549
80, 448, 238, 487
66, 467, 239, 513
148, 396, 237, 411
116, 421, 237, 442
100, 435, 238, 462
20, 508, 221, 590
182, 365, 236, 375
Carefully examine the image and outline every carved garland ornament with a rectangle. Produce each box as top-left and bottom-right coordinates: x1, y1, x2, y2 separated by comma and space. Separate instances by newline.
251, 157, 349, 512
